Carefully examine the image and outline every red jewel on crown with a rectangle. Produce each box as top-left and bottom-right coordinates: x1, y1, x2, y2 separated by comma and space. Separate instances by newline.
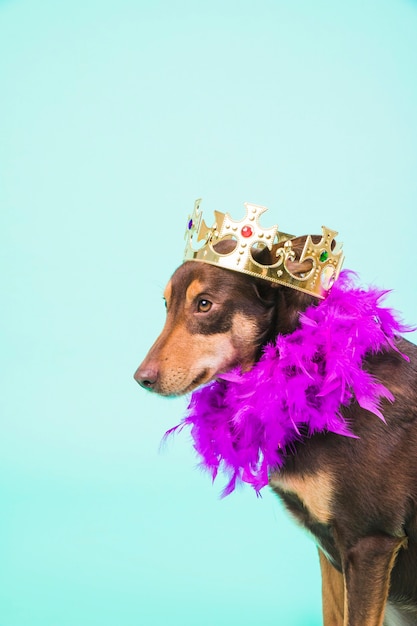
241, 225, 253, 238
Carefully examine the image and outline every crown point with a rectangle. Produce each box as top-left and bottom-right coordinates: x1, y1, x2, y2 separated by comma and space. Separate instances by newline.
320, 266, 336, 290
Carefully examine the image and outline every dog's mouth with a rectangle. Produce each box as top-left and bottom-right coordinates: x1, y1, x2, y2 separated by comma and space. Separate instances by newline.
150, 357, 256, 397
182, 369, 210, 395
182, 362, 253, 395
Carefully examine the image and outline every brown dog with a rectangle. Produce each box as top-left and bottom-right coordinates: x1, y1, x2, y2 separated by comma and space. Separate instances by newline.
135, 238, 417, 626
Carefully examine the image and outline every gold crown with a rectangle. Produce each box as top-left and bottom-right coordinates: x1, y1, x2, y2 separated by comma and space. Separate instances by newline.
184, 199, 344, 299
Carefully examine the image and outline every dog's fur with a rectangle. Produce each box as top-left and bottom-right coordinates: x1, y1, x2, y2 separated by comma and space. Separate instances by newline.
135, 239, 417, 626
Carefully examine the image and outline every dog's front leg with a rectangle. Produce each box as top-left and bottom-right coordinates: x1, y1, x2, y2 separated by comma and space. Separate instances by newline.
342, 534, 407, 626
319, 549, 345, 626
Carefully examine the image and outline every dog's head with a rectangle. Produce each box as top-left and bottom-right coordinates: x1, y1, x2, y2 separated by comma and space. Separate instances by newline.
134, 238, 316, 396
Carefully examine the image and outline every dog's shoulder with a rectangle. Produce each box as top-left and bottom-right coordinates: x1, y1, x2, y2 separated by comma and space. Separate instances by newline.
270, 468, 335, 525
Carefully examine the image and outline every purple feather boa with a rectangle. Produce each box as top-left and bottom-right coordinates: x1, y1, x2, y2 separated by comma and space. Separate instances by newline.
165, 271, 410, 496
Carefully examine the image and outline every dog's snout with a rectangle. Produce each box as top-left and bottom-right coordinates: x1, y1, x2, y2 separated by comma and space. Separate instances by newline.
134, 365, 158, 390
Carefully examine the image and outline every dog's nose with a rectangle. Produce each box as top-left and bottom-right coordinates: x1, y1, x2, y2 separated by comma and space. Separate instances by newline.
134, 365, 158, 390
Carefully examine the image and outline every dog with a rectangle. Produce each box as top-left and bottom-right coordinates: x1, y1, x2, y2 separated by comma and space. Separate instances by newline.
135, 235, 417, 626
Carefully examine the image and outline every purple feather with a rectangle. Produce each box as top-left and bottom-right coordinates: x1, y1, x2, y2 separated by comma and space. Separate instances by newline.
165, 271, 411, 496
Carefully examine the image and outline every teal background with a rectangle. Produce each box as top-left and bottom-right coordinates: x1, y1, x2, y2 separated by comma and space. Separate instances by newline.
1, 1, 416, 625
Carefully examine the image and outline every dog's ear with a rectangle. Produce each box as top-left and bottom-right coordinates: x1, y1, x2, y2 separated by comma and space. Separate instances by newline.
271, 236, 314, 277
269, 234, 338, 278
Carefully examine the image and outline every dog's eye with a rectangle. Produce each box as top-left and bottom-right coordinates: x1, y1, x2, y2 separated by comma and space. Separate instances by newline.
197, 299, 212, 313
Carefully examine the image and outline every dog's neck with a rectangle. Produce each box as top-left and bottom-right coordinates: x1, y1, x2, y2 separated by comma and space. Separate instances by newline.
271, 286, 317, 337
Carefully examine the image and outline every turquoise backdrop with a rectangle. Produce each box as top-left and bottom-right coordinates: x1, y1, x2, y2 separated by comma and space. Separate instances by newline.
1, 1, 416, 625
